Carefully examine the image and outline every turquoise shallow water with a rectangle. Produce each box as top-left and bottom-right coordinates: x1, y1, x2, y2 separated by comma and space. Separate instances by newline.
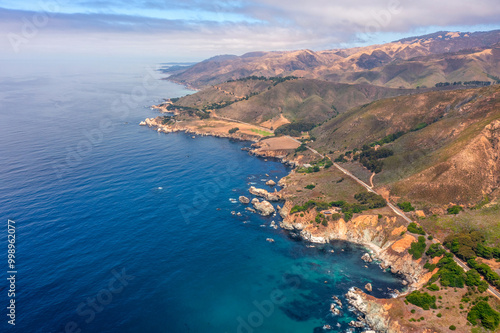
0, 61, 403, 333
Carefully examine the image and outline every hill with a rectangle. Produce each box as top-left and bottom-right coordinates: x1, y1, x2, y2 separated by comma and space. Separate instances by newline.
167, 77, 415, 127
167, 30, 500, 89
311, 85, 500, 207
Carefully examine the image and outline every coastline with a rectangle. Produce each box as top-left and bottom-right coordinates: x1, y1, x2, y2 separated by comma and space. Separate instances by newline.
141, 105, 431, 332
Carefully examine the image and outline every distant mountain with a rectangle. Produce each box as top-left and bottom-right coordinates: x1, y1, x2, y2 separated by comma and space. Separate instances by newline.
167, 30, 500, 89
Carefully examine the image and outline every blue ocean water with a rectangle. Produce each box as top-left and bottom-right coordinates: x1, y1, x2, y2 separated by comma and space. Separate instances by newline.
0, 61, 403, 333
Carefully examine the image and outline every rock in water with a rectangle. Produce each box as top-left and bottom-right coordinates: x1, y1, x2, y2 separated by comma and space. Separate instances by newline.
253, 200, 275, 216
249, 186, 279, 201
361, 253, 372, 262
251, 198, 260, 205
265, 179, 276, 186
239, 196, 250, 204
365, 283, 372, 292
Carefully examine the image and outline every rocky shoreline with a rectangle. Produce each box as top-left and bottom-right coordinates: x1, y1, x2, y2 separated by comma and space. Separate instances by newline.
141, 112, 429, 333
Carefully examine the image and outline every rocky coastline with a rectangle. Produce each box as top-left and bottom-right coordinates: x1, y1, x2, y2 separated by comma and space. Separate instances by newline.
141, 111, 430, 333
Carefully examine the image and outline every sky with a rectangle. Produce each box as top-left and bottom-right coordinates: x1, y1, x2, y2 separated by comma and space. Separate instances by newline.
1, 0, 500, 63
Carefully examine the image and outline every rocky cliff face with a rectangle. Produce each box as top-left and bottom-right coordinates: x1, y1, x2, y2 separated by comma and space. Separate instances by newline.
346, 288, 403, 333
280, 210, 428, 288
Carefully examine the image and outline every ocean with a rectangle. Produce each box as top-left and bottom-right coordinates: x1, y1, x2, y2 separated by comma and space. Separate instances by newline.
0, 60, 403, 333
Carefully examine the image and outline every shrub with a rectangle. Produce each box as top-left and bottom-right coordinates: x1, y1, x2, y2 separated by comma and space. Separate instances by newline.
408, 236, 427, 260
426, 243, 445, 258
449, 325, 456, 331
427, 284, 439, 291
305, 184, 315, 190
295, 143, 308, 152
467, 301, 500, 330
397, 201, 415, 212
424, 262, 437, 271
428, 235, 433, 241
437, 313, 442, 318
228, 127, 239, 134
406, 291, 437, 310
354, 192, 387, 209
447, 205, 463, 214
407, 222, 425, 235
436, 254, 465, 288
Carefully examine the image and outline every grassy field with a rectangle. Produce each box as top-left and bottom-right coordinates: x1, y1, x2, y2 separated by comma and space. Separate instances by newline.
418, 203, 500, 246
250, 128, 273, 136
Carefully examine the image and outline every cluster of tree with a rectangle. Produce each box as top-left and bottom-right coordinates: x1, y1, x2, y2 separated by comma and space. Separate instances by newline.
406, 290, 437, 310
315, 213, 328, 226
398, 201, 415, 212
290, 200, 329, 214
407, 222, 425, 235
353, 192, 387, 209
228, 127, 239, 134
425, 243, 446, 258
467, 301, 500, 330
443, 231, 500, 262
275, 122, 315, 137
357, 146, 393, 173
226, 75, 298, 85
202, 99, 237, 110
331, 192, 386, 221
161, 116, 175, 125
305, 184, 315, 190
291, 192, 386, 221
295, 143, 308, 153
408, 236, 427, 259
196, 111, 210, 119
468, 259, 500, 289
372, 131, 405, 146
435, 81, 493, 87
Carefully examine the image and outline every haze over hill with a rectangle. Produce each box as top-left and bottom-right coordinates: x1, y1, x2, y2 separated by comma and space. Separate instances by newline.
167, 30, 500, 89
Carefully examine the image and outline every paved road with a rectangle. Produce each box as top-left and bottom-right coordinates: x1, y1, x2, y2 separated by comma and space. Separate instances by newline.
299, 141, 500, 300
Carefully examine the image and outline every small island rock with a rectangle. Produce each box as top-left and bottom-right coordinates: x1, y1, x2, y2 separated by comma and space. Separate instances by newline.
265, 179, 276, 186
239, 196, 250, 204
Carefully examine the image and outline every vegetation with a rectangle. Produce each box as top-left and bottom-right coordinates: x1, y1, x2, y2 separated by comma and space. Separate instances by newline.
467, 301, 500, 330
295, 143, 308, 153
447, 205, 463, 214
275, 122, 315, 137
407, 222, 425, 235
435, 253, 465, 288
406, 290, 437, 310
250, 129, 272, 136
353, 192, 386, 209
408, 236, 427, 260
468, 259, 500, 289
464, 269, 489, 293
358, 145, 393, 173
397, 201, 415, 212
444, 231, 500, 261
426, 243, 445, 258
228, 127, 239, 134
305, 184, 315, 190
427, 284, 439, 291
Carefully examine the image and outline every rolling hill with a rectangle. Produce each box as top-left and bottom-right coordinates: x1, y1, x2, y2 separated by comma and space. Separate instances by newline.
167, 30, 500, 89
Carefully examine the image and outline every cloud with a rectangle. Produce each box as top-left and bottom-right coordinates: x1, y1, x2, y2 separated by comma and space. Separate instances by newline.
1, 0, 499, 60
